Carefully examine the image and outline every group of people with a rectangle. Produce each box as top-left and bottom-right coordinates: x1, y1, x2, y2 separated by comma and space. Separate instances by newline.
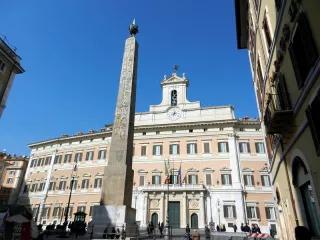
240, 223, 261, 234
216, 224, 227, 232
102, 226, 122, 239
147, 221, 164, 236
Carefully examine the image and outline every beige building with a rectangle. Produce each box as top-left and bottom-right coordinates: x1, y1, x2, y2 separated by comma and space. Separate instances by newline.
0, 37, 24, 118
19, 72, 276, 233
235, 0, 320, 238
0, 152, 28, 209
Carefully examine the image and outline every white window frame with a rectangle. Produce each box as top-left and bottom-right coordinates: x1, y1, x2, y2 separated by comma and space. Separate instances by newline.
218, 142, 229, 153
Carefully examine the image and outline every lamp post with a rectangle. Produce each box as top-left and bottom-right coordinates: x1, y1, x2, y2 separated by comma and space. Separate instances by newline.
217, 199, 221, 228
164, 160, 170, 240
63, 163, 77, 234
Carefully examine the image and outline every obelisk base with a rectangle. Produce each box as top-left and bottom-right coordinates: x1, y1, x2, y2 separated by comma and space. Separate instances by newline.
92, 205, 138, 239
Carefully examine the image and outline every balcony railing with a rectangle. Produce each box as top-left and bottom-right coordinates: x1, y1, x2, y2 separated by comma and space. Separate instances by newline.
138, 184, 205, 192
264, 93, 293, 134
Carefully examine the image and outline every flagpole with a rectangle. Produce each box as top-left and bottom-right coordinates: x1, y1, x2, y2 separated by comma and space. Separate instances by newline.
164, 158, 170, 240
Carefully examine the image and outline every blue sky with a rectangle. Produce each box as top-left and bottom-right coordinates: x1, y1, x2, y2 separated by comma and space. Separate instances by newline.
0, 0, 255, 155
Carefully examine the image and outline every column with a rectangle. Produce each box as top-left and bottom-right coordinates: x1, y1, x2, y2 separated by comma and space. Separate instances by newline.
160, 192, 165, 223
207, 192, 213, 224
142, 192, 149, 227
181, 192, 187, 227
228, 134, 242, 189
199, 192, 205, 228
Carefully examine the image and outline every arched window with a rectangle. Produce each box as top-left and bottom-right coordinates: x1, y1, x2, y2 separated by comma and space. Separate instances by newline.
171, 90, 177, 106
151, 212, 158, 226
191, 213, 198, 229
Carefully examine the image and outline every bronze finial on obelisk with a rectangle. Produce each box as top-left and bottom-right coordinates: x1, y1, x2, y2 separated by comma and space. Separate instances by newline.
93, 20, 139, 237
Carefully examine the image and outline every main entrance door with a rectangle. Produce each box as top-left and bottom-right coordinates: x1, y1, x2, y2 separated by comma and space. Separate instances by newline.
168, 201, 180, 228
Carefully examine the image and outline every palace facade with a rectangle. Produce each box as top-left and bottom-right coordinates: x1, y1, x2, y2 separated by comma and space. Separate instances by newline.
19, 72, 276, 233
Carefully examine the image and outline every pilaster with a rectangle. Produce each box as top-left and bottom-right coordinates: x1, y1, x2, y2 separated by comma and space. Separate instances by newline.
199, 192, 205, 228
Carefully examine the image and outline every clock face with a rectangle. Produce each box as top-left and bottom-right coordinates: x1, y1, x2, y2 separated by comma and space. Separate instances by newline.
168, 107, 182, 121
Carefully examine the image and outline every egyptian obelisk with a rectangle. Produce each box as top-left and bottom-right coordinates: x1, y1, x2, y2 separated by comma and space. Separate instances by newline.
93, 20, 139, 236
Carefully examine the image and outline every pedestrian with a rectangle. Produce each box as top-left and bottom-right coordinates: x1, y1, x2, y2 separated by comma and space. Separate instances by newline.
111, 227, 116, 239
204, 225, 210, 240
256, 224, 261, 234
160, 222, 164, 237
186, 224, 191, 234
115, 228, 120, 239
233, 224, 237, 232
243, 223, 250, 233
147, 222, 151, 235
240, 223, 244, 232
216, 225, 220, 232
192, 230, 200, 240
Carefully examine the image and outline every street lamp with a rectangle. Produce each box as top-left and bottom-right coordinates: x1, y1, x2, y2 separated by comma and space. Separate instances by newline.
217, 199, 221, 228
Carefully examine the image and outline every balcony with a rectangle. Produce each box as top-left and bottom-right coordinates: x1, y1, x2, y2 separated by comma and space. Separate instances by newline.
138, 184, 205, 192
264, 93, 293, 134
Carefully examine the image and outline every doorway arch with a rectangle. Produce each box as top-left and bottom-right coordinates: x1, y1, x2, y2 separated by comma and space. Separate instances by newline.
292, 157, 320, 236
151, 212, 158, 226
191, 213, 198, 229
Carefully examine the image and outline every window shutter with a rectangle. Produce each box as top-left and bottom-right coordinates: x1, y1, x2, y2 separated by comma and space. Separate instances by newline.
152, 176, 155, 184
306, 92, 320, 155
265, 207, 270, 219
47, 208, 51, 218
169, 145, 173, 155
221, 175, 225, 185
188, 175, 192, 184
218, 143, 221, 152
229, 174, 232, 184
247, 207, 252, 219
195, 175, 198, 184
239, 143, 243, 153
187, 144, 190, 154
261, 175, 265, 186
256, 207, 261, 219
299, 13, 318, 69
251, 175, 255, 185
244, 175, 248, 186
277, 74, 291, 110
153, 146, 156, 155
177, 144, 180, 154
160, 146, 163, 155
223, 206, 228, 218
206, 174, 211, 185
255, 143, 259, 153
233, 206, 237, 218
247, 143, 251, 153
226, 143, 229, 152
194, 144, 198, 154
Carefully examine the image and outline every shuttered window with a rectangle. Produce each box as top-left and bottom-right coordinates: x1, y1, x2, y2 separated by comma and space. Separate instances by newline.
141, 146, 147, 156
94, 178, 102, 188
218, 142, 229, 153
188, 174, 198, 184
306, 90, 320, 155
153, 145, 162, 156
261, 175, 271, 186
223, 205, 237, 219
187, 143, 197, 154
85, 151, 94, 161
206, 174, 212, 185
98, 150, 106, 159
81, 179, 89, 189
169, 144, 180, 155
74, 153, 83, 162
239, 142, 251, 153
289, 13, 318, 89
203, 142, 210, 153
139, 176, 145, 186
152, 175, 161, 185
221, 174, 232, 185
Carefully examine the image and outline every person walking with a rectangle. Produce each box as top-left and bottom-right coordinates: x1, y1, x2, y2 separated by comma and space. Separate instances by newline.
186, 224, 191, 234
233, 224, 237, 232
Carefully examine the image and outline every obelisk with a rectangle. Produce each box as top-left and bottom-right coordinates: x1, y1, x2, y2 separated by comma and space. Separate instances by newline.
93, 20, 139, 236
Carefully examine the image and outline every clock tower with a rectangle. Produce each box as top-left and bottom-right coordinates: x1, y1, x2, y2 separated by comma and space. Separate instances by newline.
149, 71, 201, 114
